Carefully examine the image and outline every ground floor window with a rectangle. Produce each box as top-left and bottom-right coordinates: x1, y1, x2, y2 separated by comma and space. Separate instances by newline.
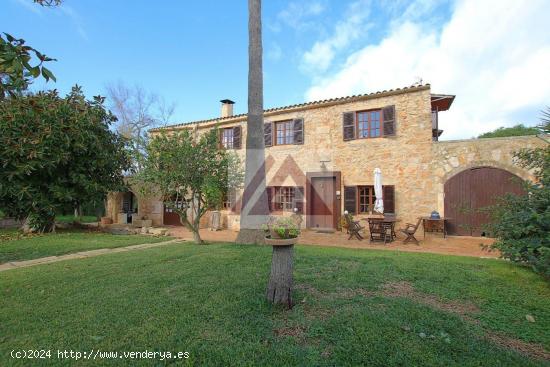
344, 185, 395, 214
222, 190, 236, 211
274, 187, 295, 211
358, 186, 375, 213
266, 186, 304, 213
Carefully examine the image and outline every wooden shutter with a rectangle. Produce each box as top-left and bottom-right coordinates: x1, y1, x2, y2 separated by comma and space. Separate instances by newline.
293, 118, 304, 144
344, 186, 357, 214
382, 105, 396, 136
342, 112, 356, 141
228, 189, 236, 212
266, 187, 273, 212
232, 126, 241, 149
293, 186, 304, 213
383, 185, 395, 214
264, 122, 273, 147
218, 128, 223, 149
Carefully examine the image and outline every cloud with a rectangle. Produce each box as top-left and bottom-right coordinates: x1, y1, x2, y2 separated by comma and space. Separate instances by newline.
59, 5, 88, 41
301, 0, 371, 73
268, 0, 327, 33
13, 0, 88, 41
303, 0, 550, 140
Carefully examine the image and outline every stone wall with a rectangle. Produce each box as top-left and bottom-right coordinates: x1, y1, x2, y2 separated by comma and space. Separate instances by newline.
431, 135, 546, 216
106, 190, 163, 226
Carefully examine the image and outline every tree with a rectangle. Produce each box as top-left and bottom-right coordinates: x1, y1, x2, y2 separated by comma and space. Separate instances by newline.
239, 0, 295, 307
135, 129, 242, 244
0, 33, 56, 99
489, 108, 550, 278
478, 124, 539, 139
106, 82, 175, 171
236, 0, 270, 245
0, 1, 60, 99
0, 86, 131, 232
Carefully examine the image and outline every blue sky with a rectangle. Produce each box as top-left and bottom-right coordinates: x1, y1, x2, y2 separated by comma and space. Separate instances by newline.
2, 0, 549, 139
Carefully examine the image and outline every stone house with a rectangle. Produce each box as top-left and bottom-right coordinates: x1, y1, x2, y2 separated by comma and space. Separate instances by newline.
105, 84, 546, 236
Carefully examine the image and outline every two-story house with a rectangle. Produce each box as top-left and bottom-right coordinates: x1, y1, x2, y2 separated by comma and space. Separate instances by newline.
106, 84, 545, 236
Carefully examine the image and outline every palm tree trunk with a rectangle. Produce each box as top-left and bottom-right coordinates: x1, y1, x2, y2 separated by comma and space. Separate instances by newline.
236, 0, 269, 245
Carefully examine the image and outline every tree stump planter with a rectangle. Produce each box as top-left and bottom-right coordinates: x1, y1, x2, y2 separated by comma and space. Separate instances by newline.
265, 236, 296, 309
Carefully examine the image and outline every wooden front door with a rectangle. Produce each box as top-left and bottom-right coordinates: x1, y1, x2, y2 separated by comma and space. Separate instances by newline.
163, 205, 181, 226
444, 167, 525, 236
310, 177, 335, 229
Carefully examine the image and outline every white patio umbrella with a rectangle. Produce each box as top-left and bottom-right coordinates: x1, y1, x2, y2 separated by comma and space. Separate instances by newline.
373, 168, 384, 214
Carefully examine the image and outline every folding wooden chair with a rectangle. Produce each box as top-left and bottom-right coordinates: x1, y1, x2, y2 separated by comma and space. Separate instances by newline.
344, 214, 364, 240
399, 217, 422, 245
368, 218, 391, 244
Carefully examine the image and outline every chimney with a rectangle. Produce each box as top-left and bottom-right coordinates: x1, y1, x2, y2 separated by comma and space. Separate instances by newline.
220, 99, 235, 118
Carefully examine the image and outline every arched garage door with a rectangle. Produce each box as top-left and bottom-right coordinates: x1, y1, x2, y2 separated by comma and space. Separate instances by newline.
444, 167, 525, 236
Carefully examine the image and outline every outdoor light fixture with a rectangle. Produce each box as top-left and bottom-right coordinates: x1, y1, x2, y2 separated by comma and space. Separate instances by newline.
320, 159, 331, 171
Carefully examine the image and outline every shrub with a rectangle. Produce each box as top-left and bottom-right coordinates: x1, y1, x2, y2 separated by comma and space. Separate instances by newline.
489, 109, 549, 278
490, 182, 550, 277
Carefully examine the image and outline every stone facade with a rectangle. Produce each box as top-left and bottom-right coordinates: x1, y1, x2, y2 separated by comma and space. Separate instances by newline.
106, 84, 547, 232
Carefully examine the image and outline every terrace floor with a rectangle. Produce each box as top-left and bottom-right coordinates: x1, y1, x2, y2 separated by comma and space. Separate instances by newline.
166, 227, 499, 259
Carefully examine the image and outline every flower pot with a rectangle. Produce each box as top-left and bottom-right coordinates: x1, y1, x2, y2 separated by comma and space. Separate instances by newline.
100, 217, 113, 225
268, 225, 291, 239
265, 236, 297, 246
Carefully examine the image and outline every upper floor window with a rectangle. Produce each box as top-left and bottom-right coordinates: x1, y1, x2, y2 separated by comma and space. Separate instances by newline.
219, 126, 241, 149
221, 128, 234, 149
275, 120, 294, 145
343, 106, 395, 141
357, 110, 381, 138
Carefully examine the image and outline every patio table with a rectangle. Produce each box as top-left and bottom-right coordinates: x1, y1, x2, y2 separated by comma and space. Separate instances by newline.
361, 217, 399, 242
421, 217, 451, 238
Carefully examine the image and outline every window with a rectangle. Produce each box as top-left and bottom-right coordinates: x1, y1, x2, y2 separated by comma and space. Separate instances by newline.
221, 128, 234, 149
275, 120, 294, 145
357, 110, 381, 138
222, 192, 231, 210
358, 186, 375, 213
344, 185, 395, 215
273, 187, 295, 211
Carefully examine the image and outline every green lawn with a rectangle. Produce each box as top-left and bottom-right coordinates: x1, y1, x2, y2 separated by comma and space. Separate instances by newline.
0, 229, 171, 263
55, 215, 98, 223
1, 242, 549, 366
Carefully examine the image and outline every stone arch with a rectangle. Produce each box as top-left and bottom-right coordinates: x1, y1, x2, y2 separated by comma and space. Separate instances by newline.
441, 160, 535, 185
435, 160, 534, 220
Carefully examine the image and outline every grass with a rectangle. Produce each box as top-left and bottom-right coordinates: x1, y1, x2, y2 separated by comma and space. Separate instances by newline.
0, 229, 172, 263
55, 215, 98, 223
1, 242, 549, 366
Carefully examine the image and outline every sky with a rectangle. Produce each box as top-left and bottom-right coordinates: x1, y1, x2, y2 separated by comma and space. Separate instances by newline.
2, 0, 550, 140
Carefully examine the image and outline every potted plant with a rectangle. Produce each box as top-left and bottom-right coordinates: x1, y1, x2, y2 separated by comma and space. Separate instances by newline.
264, 216, 301, 246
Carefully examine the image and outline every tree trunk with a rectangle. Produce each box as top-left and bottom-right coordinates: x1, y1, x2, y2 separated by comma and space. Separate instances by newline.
266, 245, 294, 308
236, 0, 269, 245
192, 229, 203, 244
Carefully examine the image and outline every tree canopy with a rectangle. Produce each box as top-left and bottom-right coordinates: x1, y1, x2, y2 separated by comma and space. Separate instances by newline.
0, 86, 131, 231
135, 128, 242, 243
478, 124, 540, 139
